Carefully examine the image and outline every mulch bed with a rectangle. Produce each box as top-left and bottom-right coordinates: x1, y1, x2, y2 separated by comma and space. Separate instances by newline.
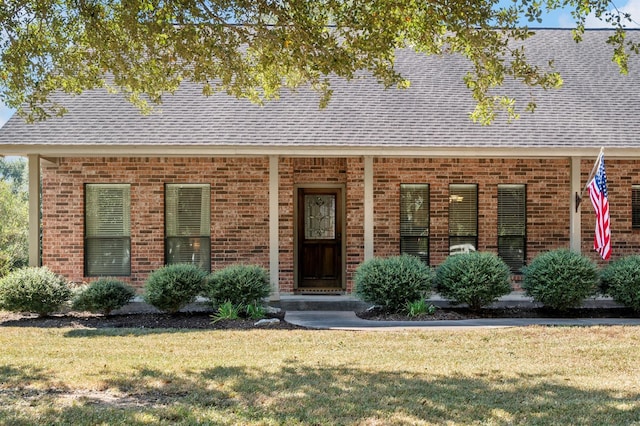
1, 307, 637, 330
357, 306, 640, 321
0, 311, 306, 330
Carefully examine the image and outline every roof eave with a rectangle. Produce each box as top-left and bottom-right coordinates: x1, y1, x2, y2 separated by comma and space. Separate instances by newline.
1, 144, 638, 159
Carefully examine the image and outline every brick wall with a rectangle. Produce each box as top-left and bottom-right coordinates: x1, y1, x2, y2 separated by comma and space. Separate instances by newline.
41, 155, 640, 295
278, 158, 350, 293
373, 158, 572, 266
581, 159, 640, 265
42, 157, 270, 289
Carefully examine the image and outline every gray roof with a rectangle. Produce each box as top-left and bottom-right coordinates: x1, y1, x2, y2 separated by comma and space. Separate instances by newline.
1, 29, 639, 157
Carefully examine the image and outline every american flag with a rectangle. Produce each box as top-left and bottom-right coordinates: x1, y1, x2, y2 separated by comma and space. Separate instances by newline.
587, 153, 611, 260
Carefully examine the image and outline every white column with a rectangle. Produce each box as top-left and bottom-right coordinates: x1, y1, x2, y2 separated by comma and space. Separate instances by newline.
28, 154, 41, 267
364, 156, 374, 261
269, 155, 280, 300
570, 156, 582, 253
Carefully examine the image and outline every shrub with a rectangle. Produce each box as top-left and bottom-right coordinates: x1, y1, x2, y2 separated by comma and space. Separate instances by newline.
143, 264, 208, 314
0, 267, 71, 316
435, 252, 512, 310
72, 278, 136, 315
522, 249, 598, 310
205, 265, 270, 308
354, 255, 432, 313
600, 255, 640, 311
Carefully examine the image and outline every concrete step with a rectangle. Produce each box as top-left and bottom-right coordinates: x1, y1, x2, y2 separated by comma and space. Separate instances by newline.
270, 295, 371, 312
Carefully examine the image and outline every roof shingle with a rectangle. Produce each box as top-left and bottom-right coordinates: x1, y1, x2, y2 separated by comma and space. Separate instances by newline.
1, 29, 639, 156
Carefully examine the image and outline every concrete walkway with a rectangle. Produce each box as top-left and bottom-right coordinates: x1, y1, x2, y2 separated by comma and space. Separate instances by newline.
284, 310, 640, 331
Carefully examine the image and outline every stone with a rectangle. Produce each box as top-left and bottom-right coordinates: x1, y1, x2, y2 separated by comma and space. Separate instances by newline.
254, 318, 281, 327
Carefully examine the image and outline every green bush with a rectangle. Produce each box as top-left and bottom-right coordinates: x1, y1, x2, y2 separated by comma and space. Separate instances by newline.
0, 267, 71, 316
435, 252, 512, 310
0, 180, 28, 278
354, 255, 432, 313
600, 255, 640, 311
143, 264, 208, 313
523, 249, 598, 310
72, 278, 136, 315
205, 265, 270, 308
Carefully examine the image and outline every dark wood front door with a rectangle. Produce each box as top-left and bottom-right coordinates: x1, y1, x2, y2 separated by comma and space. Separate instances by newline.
297, 188, 343, 290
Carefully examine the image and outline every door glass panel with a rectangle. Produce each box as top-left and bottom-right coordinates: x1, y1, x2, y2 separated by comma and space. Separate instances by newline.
304, 194, 336, 240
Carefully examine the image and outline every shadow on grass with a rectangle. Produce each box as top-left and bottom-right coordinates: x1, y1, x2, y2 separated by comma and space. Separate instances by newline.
63, 328, 204, 338
1, 362, 638, 425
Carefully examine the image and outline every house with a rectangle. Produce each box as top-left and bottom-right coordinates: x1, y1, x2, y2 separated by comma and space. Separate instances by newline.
1, 29, 640, 299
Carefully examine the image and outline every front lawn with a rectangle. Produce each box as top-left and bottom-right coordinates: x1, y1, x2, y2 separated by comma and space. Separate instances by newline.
1, 326, 639, 425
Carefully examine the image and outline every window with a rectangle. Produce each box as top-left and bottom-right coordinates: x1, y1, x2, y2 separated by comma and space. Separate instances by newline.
633, 185, 640, 228
85, 184, 131, 276
449, 184, 478, 255
165, 184, 211, 271
498, 184, 526, 272
400, 184, 429, 264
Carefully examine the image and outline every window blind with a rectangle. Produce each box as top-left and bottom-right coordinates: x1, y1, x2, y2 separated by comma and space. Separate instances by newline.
633, 185, 640, 229
449, 184, 478, 253
449, 184, 477, 236
85, 184, 131, 276
498, 184, 526, 272
166, 185, 211, 237
165, 184, 211, 271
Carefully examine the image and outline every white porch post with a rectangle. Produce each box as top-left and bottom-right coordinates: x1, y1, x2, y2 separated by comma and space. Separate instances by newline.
570, 156, 582, 252
28, 154, 41, 267
364, 156, 374, 261
269, 155, 280, 300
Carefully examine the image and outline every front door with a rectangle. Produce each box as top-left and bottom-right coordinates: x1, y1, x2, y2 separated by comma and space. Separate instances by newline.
297, 188, 343, 291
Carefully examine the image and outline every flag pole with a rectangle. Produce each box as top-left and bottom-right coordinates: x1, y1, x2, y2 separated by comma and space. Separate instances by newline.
575, 147, 605, 212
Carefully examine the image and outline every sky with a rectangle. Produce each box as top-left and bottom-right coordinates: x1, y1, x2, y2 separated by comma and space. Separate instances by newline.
0, 0, 639, 129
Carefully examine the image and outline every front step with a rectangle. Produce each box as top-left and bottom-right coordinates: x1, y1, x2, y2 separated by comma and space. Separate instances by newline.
270, 295, 371, 312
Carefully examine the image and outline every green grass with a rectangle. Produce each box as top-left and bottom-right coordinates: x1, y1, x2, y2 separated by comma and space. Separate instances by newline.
1, 326, 640, 425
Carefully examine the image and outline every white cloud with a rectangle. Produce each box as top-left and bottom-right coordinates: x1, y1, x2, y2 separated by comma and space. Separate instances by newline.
552, 0, 640, 28
614, 0, 640, 27
585, 0, 640, 28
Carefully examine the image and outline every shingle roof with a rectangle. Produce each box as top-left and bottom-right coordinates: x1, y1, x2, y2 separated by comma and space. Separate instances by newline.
1, 29, 639, 156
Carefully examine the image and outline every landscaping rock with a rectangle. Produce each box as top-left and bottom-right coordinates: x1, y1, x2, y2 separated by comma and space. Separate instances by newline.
254, 318, 281, 327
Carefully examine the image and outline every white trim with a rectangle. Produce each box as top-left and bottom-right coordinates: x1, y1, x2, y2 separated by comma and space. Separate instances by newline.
570, 156, 582, 253
364, 156, 374, 261
28, 155, 40, 267
269, 155, 280, 301
1, 145, 634, 159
